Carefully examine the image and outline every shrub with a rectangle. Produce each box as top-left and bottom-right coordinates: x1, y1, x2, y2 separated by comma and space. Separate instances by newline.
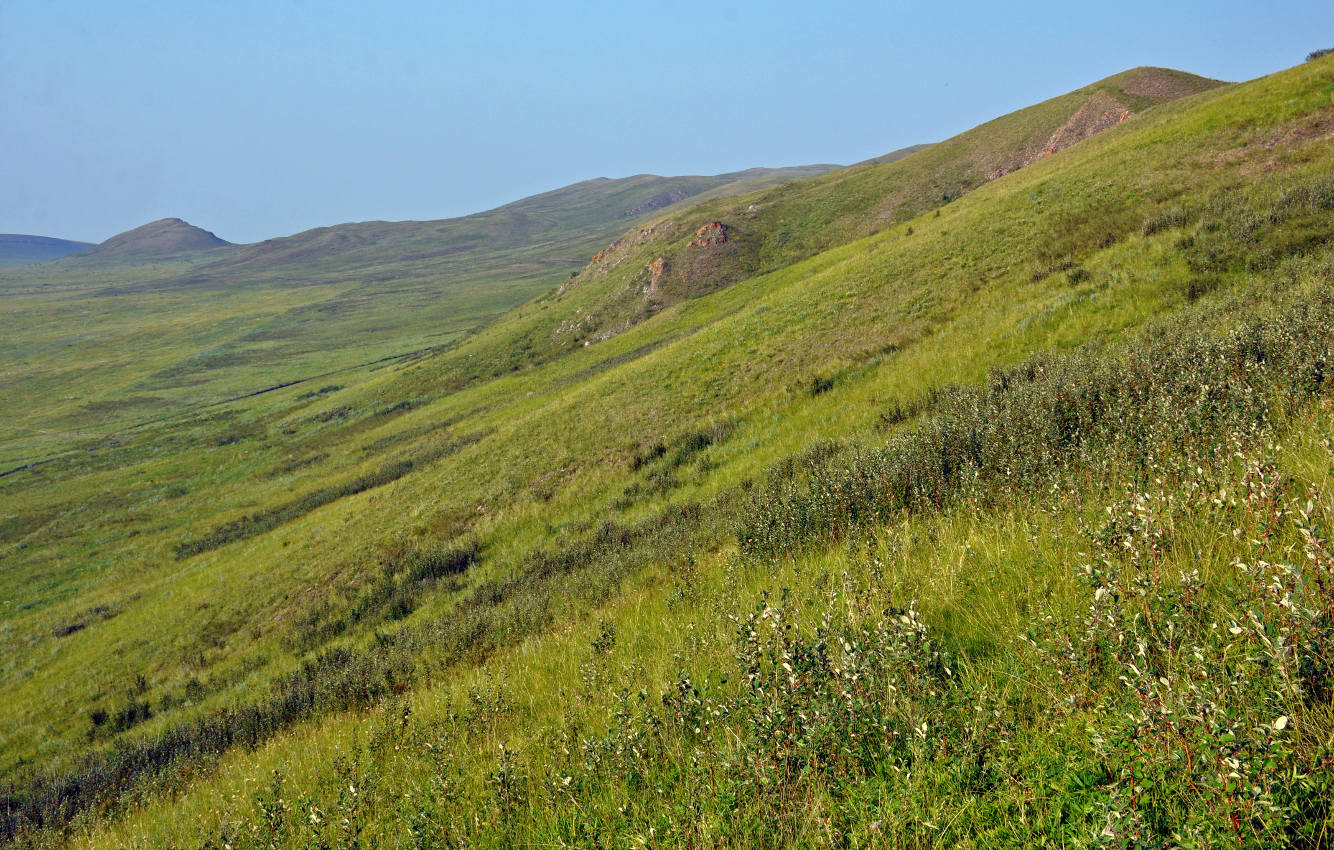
802, 373, 835, 396
1141, 204, 1191, 236
1024, 453, 1334, 844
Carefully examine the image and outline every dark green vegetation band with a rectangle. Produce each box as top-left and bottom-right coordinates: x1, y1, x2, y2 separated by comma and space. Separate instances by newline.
174, 432, 484, 559
0, 502, 707, 841
740, 295, 1334, 555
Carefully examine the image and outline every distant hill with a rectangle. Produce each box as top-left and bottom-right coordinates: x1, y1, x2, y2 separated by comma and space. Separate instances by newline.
0, 165, 841, 463
0, 234, 93, 267
175, 166, 843, 287
47, 167, 842, 294
75, 218, 230, 262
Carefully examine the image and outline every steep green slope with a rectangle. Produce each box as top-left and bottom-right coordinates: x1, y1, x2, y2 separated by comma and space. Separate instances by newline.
0, 235, 93, 267
392, 67, 1220, 396
3, 57, 1334, 847
0, 167, 835, 464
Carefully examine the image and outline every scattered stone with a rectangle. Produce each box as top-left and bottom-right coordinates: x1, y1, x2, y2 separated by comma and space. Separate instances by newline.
690, 222, 728, 247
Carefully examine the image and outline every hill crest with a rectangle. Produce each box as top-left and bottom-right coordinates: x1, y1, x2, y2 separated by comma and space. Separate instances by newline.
174, 167, 841, 280
83, 218, 230, 261
491, 67, 1224, 362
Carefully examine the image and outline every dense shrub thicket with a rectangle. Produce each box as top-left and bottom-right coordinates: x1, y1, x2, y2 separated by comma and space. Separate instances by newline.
441, 454, 1332, 847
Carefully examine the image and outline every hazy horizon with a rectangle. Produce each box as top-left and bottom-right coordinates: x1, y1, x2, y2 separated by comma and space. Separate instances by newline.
4, 0, 1331, 244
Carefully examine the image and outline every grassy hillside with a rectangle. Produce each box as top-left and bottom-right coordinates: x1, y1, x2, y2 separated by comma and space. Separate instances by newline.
0, 235, 93, 267
3, 56, 1334, 847
390, 67, 1220, 395
0, 167, 834, 465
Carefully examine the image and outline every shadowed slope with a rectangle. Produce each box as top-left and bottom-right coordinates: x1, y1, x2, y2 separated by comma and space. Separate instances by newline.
0, 235, 93, 267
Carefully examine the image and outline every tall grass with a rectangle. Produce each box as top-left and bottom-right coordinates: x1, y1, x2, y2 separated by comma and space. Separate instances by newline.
6, 56, 1334, 849
0, 497, 712, 842
740, 286, 1334, 557
102, 436, 1334, 848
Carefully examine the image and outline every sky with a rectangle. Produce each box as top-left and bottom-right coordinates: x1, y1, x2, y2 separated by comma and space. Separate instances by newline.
3, 1, 1332, 245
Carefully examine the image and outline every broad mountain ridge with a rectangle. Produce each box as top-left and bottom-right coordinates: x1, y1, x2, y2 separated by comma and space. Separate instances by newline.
186, 167, 841, 280
0, 234, 94, 267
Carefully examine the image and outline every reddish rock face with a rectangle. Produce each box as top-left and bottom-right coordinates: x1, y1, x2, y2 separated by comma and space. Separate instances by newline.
648, 256, 666, 287
690, 222, 728, 247
1042, 91, 1134, 160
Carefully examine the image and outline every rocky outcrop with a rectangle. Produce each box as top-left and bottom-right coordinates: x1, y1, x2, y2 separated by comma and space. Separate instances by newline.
689, 222, 728, 247
1042, 91, 1134, 158
647, 257, 666, 291
560, 221, 675, 296
984, 92, 1137, 181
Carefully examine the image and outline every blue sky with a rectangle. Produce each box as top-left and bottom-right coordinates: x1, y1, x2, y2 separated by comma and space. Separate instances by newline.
3, 0, 1331, 244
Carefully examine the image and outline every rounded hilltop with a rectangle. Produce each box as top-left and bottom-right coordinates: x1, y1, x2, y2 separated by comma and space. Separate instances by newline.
86, 217, 230, 261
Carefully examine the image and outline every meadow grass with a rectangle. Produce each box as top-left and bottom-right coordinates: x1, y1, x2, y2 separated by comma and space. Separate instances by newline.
59, 397, 1334, 848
